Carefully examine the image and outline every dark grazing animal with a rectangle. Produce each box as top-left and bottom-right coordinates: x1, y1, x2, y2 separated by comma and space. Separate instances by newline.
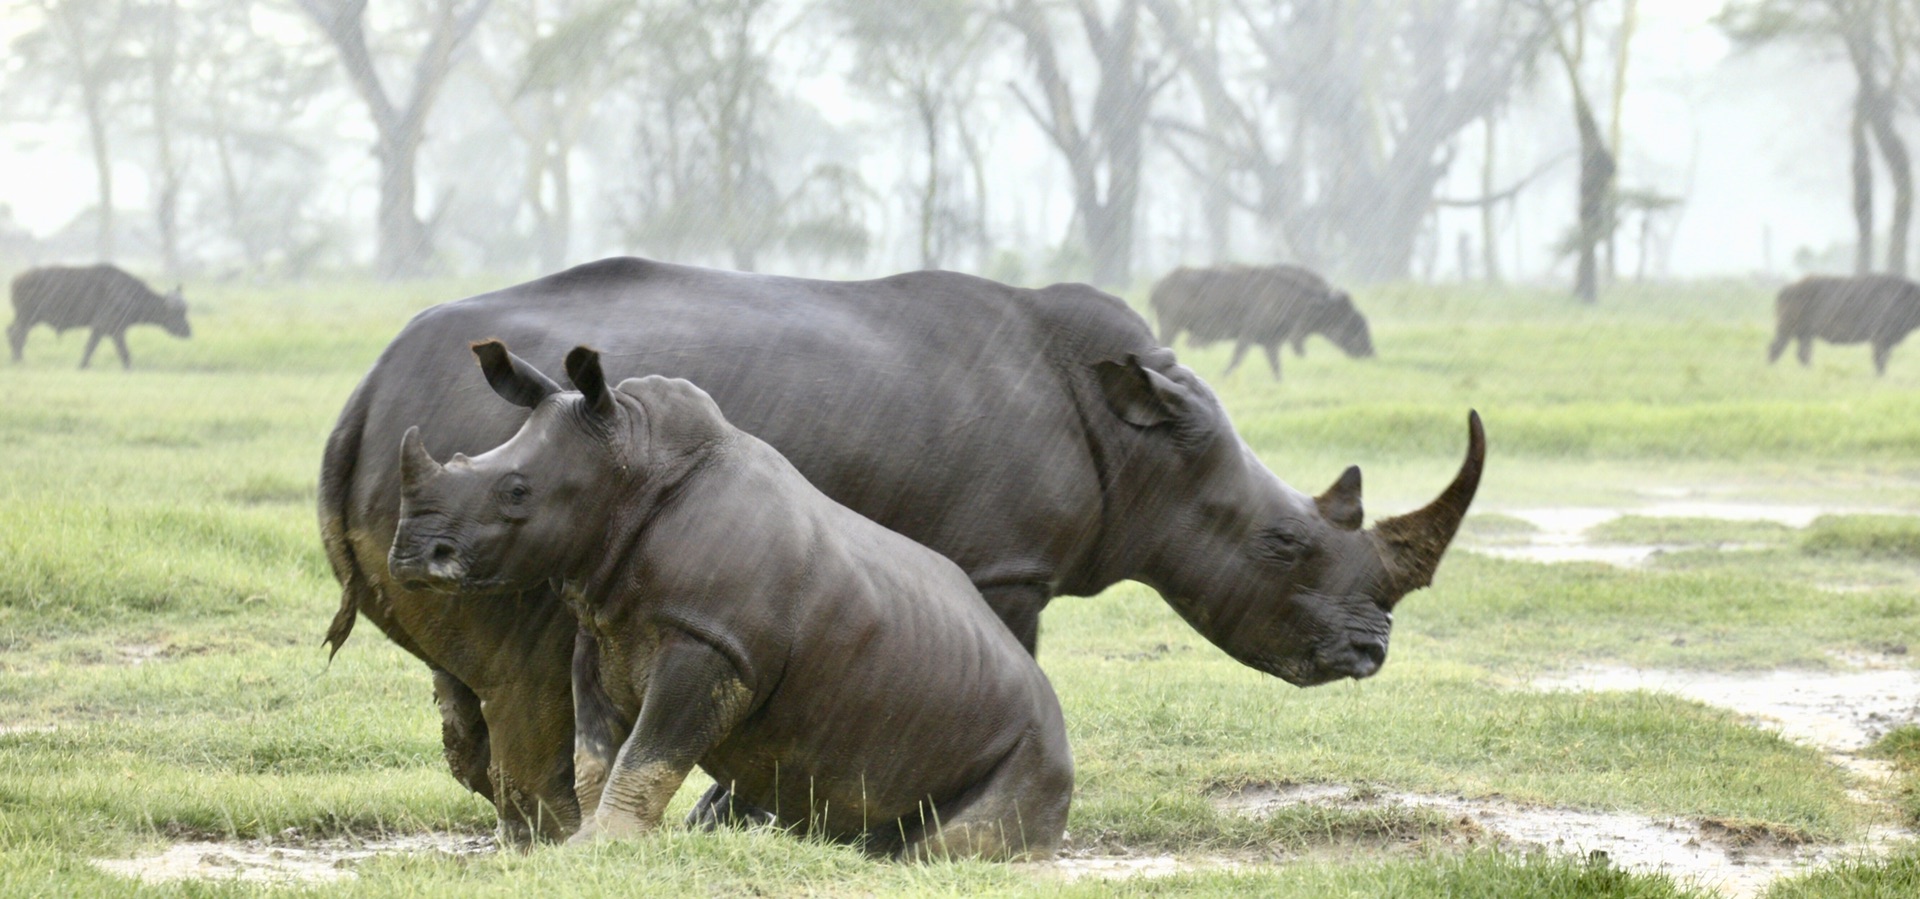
8, 264, 191, 369
1768, 274, 1920, 375
1149, 264, 1374, 380
319, 256, 1484, 843
391, 341, 1072, 859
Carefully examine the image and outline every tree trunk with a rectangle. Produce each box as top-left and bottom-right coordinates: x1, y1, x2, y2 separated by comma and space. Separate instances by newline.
917, 87, 940, 270
151, 0, 182, 278
1866, 91, 1912, 276
82, 85, 115, 262
543, 147, 571, 273
1853, 97, 1876, 275
1481, 115, 1502, 283
376, 135, 433, 278
1574, 93, 1614, 303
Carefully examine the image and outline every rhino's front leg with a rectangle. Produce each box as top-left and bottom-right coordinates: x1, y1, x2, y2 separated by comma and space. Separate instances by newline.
572, 630, 753, 843
571, 628, 634, 823
479, 669, 583, 845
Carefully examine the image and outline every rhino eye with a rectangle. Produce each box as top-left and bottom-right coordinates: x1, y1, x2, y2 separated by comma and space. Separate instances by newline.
1256, 524, 1312, 565
495, 475, 532, 512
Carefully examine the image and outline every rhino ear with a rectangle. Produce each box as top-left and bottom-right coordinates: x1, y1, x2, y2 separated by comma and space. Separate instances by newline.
1316, 465, 1364, 530
565, 346, 615, 417
1094, 354, 1191, 428
472, 339, 560, 408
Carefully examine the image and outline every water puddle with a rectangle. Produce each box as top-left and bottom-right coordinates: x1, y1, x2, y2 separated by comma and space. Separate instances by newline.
1469, 501, 1909, 567
1046, 852, 1240, 881
1220, 783, 1883, 899
91, 832, 494, 885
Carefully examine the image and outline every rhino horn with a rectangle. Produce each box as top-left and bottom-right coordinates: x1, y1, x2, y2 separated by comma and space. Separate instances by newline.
1369, 411, 1485, 595
399, 426, 444, 489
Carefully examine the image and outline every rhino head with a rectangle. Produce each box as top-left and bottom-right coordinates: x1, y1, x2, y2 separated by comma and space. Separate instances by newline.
388, 341, 684, 596
160, 287, 191, 338
1093, 352, 1482, 686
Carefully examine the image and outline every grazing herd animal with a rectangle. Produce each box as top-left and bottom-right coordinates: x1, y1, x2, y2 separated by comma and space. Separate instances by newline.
1769, 274, 1920, 375
391, 341, 1074, 858
1149, 263, 1374, 380
319, 256, 1485, 846
8, 263, 190, 369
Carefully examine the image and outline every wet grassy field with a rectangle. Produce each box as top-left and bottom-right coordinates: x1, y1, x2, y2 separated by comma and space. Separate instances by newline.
4, 274, 1920, 896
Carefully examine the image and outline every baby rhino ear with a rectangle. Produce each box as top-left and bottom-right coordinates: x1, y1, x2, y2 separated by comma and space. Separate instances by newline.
565, 346, 615, 417
471, 339, 560, 408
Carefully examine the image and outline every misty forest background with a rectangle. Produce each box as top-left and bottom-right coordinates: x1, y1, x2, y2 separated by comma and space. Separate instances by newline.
0, 0, 1914, 300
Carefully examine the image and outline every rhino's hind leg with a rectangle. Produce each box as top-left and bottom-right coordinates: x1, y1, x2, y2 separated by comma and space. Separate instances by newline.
480, 671, 584, 845
893, 731, 1073, 863
1796, 336, 1814, 366
1874, 341, 1894, 375
6, 319, 25, 362
1223, 340, 1253, 376
686, 783, 777, 830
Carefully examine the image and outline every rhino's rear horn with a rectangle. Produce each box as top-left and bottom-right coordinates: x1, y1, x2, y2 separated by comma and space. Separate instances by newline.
1316, 465, 1364, 531
1369, 411, 1485, 595
399, 426, 444, 489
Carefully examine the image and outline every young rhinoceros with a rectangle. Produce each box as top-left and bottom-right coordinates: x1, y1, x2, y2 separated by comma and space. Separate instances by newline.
388, 340, 1073, 860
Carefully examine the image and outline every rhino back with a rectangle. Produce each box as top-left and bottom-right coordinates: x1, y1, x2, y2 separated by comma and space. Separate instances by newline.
337, 258, 1132, 593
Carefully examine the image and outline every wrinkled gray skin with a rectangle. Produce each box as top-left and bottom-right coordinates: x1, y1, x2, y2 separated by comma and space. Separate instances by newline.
1150, 264, 1374, 380
318, 257, 1484, 843
391, 342, 1073, 860
1768, 274, 1920, 375
8, 263, 190, 369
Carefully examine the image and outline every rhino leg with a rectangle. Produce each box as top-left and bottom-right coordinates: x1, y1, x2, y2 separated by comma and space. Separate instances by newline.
572, 630, 752, 843
685, 783, 776, 830
432, 669, 494, 800
480, 671, 583, 845
572, 629, 634, 823
1874, 342, 1893, 375
981, 583, 1050, 657
6, 320, 24, 362
1796, 336, 1814, 366
891, 729, 1072, 862
79, 330, 103, 369
111, 331, 132, 370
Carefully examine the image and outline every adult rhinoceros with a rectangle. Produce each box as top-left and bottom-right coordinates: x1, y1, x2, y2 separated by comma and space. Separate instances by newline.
318, 257, 1484, 844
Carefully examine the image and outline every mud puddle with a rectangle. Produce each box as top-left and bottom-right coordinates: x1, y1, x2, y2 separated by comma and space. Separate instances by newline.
1469, 500, 1907, 567
1219, 783, 1881, 898
91, 832, 494, 885
1045, 852, 1241, 882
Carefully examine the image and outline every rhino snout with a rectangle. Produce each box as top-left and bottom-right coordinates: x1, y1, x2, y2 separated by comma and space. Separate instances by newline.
389, 538, 467, 591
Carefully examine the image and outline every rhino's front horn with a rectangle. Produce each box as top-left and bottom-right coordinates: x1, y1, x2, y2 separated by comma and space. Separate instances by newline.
1369, 410, 1485, 595
399, 426, 444, 489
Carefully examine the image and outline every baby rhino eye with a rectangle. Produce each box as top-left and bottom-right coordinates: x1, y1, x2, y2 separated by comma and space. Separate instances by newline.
496, 475, 532, 507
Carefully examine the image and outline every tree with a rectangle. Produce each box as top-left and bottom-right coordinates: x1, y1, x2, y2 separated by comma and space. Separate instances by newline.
614, 0, 870, 272
832, 0, 992, 271
7, 0, 139, 261
295, 0, 493, 278
1526, 0, 1617, 302
1004, 0, 1172, 287
1151, 0, 1543, 281
1722, 0, 1915, 276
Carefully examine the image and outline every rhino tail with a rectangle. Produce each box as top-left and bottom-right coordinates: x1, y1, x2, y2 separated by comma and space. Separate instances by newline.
318, 377, 376, 663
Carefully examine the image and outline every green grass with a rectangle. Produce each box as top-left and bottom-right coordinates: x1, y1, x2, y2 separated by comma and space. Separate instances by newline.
3, 275, 1919, 895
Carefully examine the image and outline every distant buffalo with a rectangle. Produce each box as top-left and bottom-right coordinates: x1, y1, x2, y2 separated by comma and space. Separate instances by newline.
1769, 274, 1920, 376
8, 264, 191, 369
1149, 264, 1374, 380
